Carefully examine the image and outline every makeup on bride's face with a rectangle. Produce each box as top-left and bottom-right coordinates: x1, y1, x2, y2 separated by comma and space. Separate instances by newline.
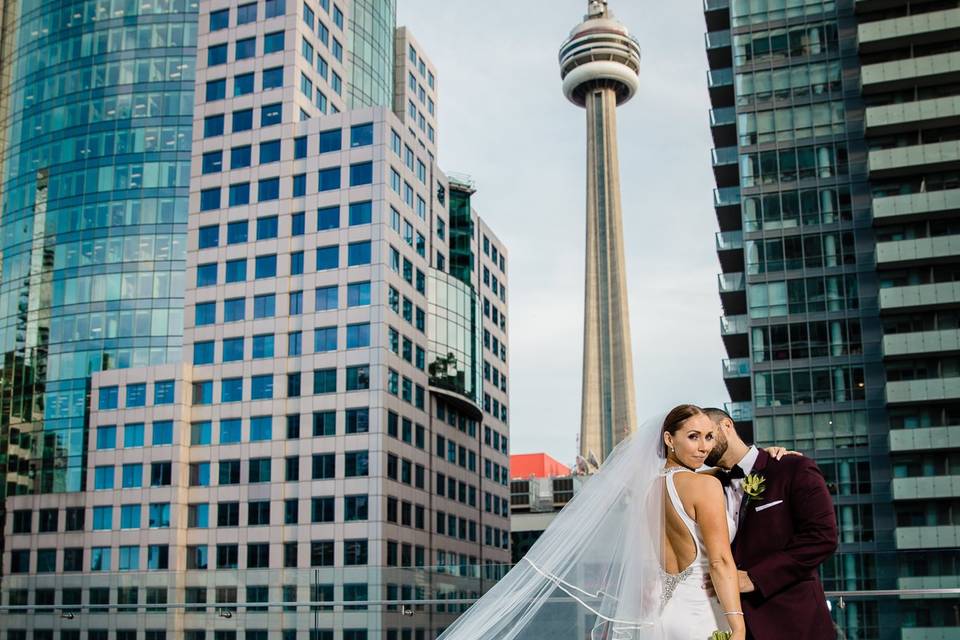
666, 414, 717, 469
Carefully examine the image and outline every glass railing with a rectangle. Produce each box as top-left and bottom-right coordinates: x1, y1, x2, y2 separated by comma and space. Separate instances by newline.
707, 67, 734, 88
704, 0, 730, 11
722, 357, 751, 378
724, 400, 753, 421
714, 186, 741, 207
710, 106, 736, 127
712, 145, 739, 166
717, 271, 745, 293
705, 29, 732, 49
715, 229, 743, 251
720, 314, 748, 335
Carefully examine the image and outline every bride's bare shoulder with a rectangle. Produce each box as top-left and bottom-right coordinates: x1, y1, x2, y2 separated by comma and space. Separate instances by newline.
673, 470, 722, 492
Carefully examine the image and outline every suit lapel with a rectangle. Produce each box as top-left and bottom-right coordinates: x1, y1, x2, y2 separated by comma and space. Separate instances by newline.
738, 449, 771, 533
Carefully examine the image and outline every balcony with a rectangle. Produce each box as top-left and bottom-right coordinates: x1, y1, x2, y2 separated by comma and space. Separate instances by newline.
861, 50, 960, 95
890, 425, 960, 452
724, 401, 753, 422
892, 475, 960, 501
718, 272, 746, 317
886, 376, 960, 404
858, 8, 960, 54
709, 107, 737, 147
722, 358, 751, 402
866, 95, 960, 136
707, 67, 734, 107
713, 186, 740, 207
876, 234, 960, 267
722, 357, 750, 378
879, 281, 960, 312
884, 328, 960, 358
720, 314, 749, 359
715, 229, 743, 273
712, 145, 739, 187
703, 0, 730, 32
705, 30, 732, 69
896, 524, 960, 550
872, 188, 960, 224
868, 140, 960, 179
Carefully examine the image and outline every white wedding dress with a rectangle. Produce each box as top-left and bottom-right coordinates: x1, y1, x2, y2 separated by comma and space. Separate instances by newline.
660, 467, 733, 640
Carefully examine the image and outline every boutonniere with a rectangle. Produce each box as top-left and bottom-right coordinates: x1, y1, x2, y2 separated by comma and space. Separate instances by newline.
742, 473, 766, 502
711, 631, 732, 640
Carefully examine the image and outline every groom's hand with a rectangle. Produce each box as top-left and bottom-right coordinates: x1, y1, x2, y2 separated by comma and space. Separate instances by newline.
737, 570, 756, 593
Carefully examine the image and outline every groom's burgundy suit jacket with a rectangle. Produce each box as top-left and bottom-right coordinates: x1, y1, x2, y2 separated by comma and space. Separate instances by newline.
732, 449, 838, 640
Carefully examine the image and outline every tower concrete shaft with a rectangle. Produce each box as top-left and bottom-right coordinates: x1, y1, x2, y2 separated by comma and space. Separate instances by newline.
580, 87, 637, 462
559, 1, 640, 462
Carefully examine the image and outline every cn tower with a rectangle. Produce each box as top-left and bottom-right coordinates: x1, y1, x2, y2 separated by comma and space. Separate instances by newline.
560, 0, 640, 462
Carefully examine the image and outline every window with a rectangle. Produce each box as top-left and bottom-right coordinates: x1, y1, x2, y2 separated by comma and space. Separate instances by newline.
192, 380, 213, 404
254, 294, 276, 318
222, 337, 244, 362
260, 140, 281, 164
347, 281, 370, 306
319, 128, 342, 152
350, 123, 373, 147
332, 38, 342, 61
249, 457, 271, 482
349, 162, 373, 186
220, 419, 241, 444
262, 102, 283, 126
334, 4, 343, 27
210, 8, 229, 30
346, 365, 369, 391
247, 544, 270, 568
264, 31, 285, 54
225, 259, 246, 282
93, 505, 113, 530
343, 540, 367, 565
198, 224, 219, 248
314, 326, 337, 352
119, 546, 140, 571
314, 368, 337, 394
251, 375, 274, 400
193, 341, 214, 365
258, 177, 280, 201
293, 173, 306, 197
287, 372, 302, 397
252, 334, 275, 359
222, 378, 243, 402
318, 167, 340, 191
208, 43, 227, 66
289, 291, 303, 315
288, 331, 302, 355
235, 37, 255, 60
345, 408, 368, 434
219, 460, 241, 485
316, 245, 339, 270
231, 145, 252, 169
301, 38, 314, 63
263, 67, 283, 89
291, 252, 305, 276
229, 182, 250, 206
292, 212, 305, 235
200, 188, 220, 211
149, 503, 171, 528
265, 0, 285, 18
313, 411, 335, 436
126, 384, 146, 408
255, 254, 277, 278
152, 420, 173, 447
303, 1, 315, 28
315, 285, 338, 311
312, 497, 334, 523
216, 544, 238, 568
91, 547, 111, 571
204, 114, 224, 137
318, 205, 339, 230
206, 78, 226, 101
96, 425, 117, 449
312, 453, 336, 479
346, 323, 370, 348
345, 495, 368, 521
347, 241, 371, 266
300, 73, 313, 98
237, 2, 257, 23
224, 298, 245, 322
189, 462, 210, 486
151, 462, 172, 486
232, 108, 253, 133
234, 72, 254, 96
94, 466, 114, 490
348, 201, 371, 225
332, 71, 342, 93
196, 263, 217, 287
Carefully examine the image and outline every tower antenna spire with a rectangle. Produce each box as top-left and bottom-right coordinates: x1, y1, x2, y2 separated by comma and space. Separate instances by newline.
587, 0, 607, 17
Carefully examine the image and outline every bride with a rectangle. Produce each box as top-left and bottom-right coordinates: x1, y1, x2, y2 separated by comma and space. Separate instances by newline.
436, 405, 777, 639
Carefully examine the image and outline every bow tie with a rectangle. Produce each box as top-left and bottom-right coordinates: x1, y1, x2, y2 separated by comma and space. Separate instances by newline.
726, 466, 746, 480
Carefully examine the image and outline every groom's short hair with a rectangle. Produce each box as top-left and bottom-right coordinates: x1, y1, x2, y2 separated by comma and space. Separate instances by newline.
702, 407, 733, 425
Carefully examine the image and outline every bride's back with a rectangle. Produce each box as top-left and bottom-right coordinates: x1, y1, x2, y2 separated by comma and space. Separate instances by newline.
662, 470, 706, 574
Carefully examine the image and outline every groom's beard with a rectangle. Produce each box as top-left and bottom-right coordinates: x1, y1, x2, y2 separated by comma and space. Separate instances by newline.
705, 435, 728, 467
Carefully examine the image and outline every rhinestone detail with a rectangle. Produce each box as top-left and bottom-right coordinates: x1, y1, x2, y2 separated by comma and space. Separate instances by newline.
660, 566, 694, 610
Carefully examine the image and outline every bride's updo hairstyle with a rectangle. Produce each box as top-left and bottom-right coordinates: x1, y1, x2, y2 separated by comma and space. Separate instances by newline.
660, 404, 705, 458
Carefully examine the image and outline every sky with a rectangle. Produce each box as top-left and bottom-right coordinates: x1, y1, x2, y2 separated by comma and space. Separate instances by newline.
396, 0, 731, 465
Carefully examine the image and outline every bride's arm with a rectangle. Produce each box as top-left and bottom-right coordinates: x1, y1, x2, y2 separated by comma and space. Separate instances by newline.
693, 475, 747, 639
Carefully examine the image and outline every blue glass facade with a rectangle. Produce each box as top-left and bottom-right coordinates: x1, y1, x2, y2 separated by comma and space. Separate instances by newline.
0, 0, 196, 499
347, 0, 396, 108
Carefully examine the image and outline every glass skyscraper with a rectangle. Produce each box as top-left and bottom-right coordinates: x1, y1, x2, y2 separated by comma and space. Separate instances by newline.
707, 0, 960, 637
0, 0, 196, 512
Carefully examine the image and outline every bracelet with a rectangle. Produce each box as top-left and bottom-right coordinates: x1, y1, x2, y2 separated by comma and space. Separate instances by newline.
723, 611, 744, 616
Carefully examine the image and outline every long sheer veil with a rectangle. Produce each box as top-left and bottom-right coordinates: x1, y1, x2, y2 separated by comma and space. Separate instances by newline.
438, 413, 667, 639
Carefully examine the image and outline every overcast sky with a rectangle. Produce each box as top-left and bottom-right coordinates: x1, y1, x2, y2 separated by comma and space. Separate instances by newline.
397, 0, 731, 464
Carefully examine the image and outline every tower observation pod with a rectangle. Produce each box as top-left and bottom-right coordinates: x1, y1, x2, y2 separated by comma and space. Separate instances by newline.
559, 0, 640, 463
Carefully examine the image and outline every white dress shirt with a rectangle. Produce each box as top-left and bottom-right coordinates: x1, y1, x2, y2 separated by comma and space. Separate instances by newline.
725, 445, 759, 538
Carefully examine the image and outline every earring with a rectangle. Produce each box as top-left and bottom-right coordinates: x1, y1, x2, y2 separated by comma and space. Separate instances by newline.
670, 446, 675, 453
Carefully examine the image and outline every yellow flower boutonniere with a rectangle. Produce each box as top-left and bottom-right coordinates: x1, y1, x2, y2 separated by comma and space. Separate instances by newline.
742, 473, 766, 502
711, 631, 732, 640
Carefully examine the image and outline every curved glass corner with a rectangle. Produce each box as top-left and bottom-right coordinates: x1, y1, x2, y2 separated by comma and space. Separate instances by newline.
347, 0, 396, 108
427, 269, 481, 405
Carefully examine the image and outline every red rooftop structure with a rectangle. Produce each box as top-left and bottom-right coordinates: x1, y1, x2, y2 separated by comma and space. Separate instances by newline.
510, 453, 570, 480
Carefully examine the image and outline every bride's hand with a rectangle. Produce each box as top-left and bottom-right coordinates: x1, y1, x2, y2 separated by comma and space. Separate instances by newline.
765, 446, 802, 460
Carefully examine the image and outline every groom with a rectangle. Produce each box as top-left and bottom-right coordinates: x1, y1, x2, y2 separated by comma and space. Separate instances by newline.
703, 408, 838, 640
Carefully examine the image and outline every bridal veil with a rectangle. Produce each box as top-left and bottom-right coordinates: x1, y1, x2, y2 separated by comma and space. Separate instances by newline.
437, 413, 667, 639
